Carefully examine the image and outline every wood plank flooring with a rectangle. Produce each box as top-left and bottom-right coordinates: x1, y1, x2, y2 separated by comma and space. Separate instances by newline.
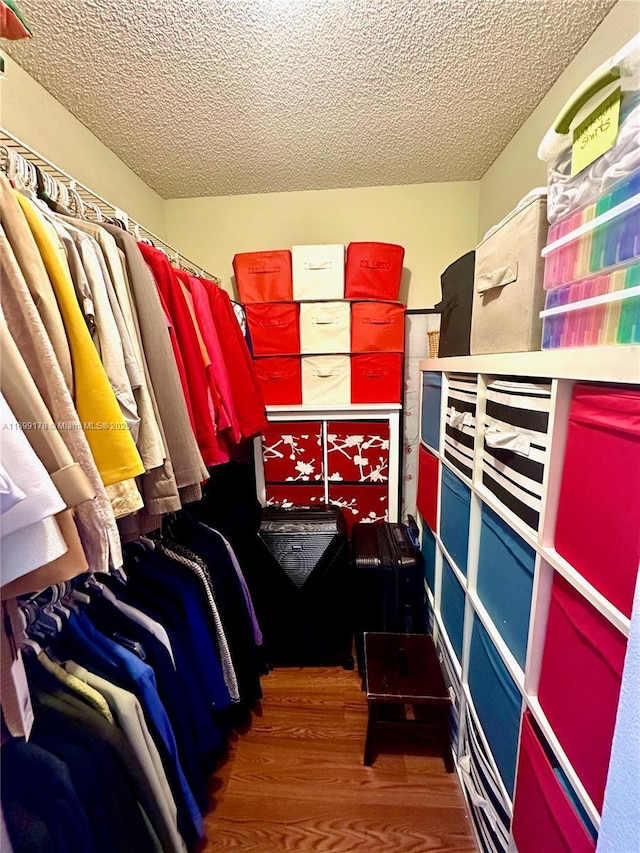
202, 666, 477, 852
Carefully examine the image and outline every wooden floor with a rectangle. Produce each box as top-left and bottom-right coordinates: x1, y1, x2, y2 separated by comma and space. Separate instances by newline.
202, 666, 477, 852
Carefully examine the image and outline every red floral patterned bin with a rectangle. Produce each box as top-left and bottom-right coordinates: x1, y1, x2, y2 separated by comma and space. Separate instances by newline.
328, 484, 388, 533
265, 484, 325, 509
326, 421, 390, 483
261, 422, 324, 483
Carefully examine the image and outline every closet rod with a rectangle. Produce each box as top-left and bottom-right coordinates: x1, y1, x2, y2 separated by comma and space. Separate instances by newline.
0, 127, 220, 283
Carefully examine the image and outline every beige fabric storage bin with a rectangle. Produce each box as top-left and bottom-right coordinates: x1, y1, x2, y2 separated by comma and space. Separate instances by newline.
292, 245, 345, 300
299, 301, 351, 354
471, 192, 548, 354
302, 355, 351, 405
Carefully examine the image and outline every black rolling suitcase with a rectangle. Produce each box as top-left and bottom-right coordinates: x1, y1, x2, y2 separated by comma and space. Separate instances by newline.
257, 505, 353, 668
352, 520, 426, 672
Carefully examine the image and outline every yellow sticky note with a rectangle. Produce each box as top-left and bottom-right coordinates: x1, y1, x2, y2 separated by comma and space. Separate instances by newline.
571, 87, 621, 176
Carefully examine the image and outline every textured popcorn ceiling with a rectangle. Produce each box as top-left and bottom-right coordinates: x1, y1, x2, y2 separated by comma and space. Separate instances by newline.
7, 0, 617, 198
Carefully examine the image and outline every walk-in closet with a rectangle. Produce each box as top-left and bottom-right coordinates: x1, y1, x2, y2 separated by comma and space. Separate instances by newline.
1, 1, 639, 851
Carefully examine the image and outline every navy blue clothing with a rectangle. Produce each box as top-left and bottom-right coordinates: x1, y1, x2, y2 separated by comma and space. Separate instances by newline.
2, 738, 94, 853
87, 592, 213, 807
56, 611, 203, 846
171, 512, 263, 708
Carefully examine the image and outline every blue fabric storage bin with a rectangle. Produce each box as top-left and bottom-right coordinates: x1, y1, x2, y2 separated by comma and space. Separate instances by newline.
421, 371, 442, 451
422, 522, 436, 594
440, 467, 471, 576
477, 504, 535, 670
468, 618, 522, 797
441, 558, 465, 663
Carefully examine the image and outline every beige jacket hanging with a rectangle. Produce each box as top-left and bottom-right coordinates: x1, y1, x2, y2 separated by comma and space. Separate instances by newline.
0, 226, 122, 573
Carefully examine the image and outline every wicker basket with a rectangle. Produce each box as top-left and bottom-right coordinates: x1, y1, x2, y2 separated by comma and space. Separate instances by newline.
427, 330, 440, 359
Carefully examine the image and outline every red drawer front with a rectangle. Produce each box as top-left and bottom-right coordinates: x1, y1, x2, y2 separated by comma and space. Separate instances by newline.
246, 303, 300, 356
328, 484, 388, 534
417, 445, 439, 532
234, 250, 293, 303
538, 574, 627, 811
326, 420, 390, 483
265, 483, 325, 509
254, 357, 301, 406
351, 302, 405, 352
555, 384, 640, 619
262, 421, 323, 482
345, 242, 405, 301
351, 353, 403, 404
512, 713, 595, 853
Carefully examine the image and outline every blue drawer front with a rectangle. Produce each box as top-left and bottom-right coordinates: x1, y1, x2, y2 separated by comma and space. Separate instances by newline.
440, 466, 471, 575
421, 521, 437, 594
477, 504, 535, 669
421, 371, 442, 451
468, 618, 522, 797
441, 558, 465, 662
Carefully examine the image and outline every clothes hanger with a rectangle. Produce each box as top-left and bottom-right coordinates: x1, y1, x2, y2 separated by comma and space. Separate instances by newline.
67, 180, 85, 219
84, 201, 103, 223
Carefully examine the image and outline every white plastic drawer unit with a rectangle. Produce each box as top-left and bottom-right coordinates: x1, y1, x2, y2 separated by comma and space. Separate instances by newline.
299, 301, 351, 354
292, 245, 345, 300
301, 355, 351, 405
482, 377, 552, 532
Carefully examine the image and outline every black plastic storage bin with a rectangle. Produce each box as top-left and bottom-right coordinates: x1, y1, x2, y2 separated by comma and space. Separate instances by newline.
429, 250, 475, 357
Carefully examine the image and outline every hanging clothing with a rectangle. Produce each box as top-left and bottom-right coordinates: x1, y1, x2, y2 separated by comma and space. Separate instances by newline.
14, 192, 145, 487
0, 226, 122, 574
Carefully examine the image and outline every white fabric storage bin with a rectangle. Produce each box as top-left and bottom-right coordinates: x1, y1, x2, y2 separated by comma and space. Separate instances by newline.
302, 356, 351, 405
299, 301, 350, 354
471, 192, 548, 354
292, 245, 345, 300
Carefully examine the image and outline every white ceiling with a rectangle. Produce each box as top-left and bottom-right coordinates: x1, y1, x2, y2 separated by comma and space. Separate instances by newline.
7, 0, 617, 199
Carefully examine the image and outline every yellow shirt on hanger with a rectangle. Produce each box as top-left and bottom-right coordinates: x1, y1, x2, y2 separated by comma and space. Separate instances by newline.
14, 192, 145, 487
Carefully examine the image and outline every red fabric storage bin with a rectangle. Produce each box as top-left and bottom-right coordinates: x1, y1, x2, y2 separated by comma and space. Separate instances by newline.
351, 353, 403, 404
417, 445, 439, 532
328, 484, 388, 533
245, 303, 300, 356
555, 383, 640, 619
261, 421, 323, 483
345, 242, 405, 301
266, 484, 325, 509
254, 357, 301, 406
233, 250, 293, 303
351, 302, 406, 352
537, 574, 627, 811
326, 420, 390, 483
512, 713, 595, 853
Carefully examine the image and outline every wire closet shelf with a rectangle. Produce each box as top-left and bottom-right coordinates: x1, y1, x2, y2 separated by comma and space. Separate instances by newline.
0, 127, 219, 283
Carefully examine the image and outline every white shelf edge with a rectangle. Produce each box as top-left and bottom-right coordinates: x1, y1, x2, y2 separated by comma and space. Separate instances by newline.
541, 548, 631, 638
434, 611, 463, 681
419, 347, 640, 384
436, 533, 469, 591
467, 591, 526, 695
526, 697, 601, 830
266, 403, 402, 413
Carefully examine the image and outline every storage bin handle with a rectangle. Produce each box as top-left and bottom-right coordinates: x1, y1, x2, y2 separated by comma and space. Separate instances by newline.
314, 369, 338, 378
304, 260, 334, 270
476, 263, 518, 295
313, 317, 339, 325
248, 265, 280, 274
449, 407, 473, 428
458, 754, 500, 834
360, 260, 391, 271
553, 59, 621, 134
485, 424, 531, 457
364, 317, 394, 325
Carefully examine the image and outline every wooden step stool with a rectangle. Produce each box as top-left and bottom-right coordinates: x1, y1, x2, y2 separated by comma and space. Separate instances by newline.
363, 631, 454, 772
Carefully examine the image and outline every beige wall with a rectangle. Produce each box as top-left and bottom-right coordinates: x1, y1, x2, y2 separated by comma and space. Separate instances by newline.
0, 53, 167, 236
478, 0, 640, 238
165, 181, 480, 308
